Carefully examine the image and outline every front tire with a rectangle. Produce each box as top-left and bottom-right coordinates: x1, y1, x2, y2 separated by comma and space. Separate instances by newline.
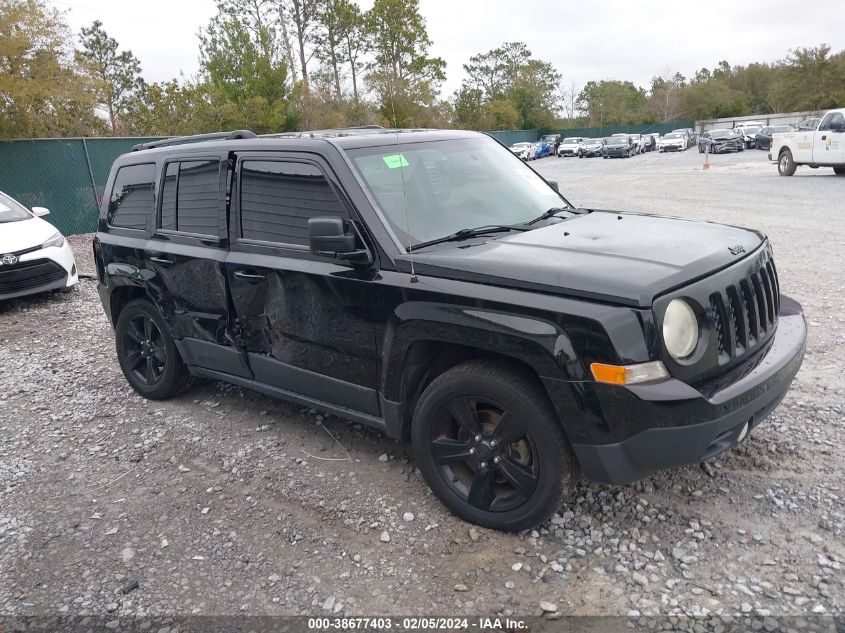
833, 166, 845, 176
412, 361, 575, 531
115, 299, 193, 399
778, 149, 797, 176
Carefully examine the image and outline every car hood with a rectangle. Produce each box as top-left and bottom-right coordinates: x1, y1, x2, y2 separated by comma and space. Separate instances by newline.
398, 211, 764, 307
0, 216, 56, 253
711, 134, 735, 141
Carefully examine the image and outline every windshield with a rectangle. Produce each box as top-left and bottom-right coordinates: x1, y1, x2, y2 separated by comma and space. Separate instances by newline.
711, 129, 733, 136
743, 126, 761, 133
604, 137, 624, 143
663, 134, 682, 139
0, 192, 32, 223
773, 126, 794, 133
347, 136, 571, 249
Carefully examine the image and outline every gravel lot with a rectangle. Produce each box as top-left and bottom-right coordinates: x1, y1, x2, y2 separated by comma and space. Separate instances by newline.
1, 147, 842, 627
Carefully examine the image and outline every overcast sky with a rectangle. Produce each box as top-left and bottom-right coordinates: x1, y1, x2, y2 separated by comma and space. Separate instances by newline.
57, 0, 845, 98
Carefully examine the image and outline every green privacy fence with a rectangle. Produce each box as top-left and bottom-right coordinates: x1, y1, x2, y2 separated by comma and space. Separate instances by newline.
0, 137, 161, 235
488, 120, 695, 145
486, 129, 542, 145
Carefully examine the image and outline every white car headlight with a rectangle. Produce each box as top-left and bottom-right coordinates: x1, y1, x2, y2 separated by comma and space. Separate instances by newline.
42, 232, 65, 249
663, 298, 699, 359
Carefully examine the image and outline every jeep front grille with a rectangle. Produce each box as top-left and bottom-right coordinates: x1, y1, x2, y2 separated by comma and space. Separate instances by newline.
710, 259, 780, 362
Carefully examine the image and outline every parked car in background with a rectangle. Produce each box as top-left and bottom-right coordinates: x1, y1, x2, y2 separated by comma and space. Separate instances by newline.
581, 138, 604, 157
510, 142, 536, 160
603, 136, 634, 158
657, 132, 686, 152
698, 129, 744, 154
534, 141, 552, 159
796, 117, 821, 131
557, 137, 585, 157
642, 134, 656, 152
755, 125, 796, 150
733, 120, 766, 130
630, 134, 647, 154
541, 134, 562, 155
735, 125, 762, 149
671, 129, 694, 148
0, 191, 78, 301
770, 108, 845, 176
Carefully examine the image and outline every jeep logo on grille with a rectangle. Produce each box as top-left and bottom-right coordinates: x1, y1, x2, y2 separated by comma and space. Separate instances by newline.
0, 253, 18, 266
728, 245, 745, 256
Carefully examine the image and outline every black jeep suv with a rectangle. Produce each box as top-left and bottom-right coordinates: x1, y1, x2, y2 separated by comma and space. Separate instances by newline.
93, 128, 806, 531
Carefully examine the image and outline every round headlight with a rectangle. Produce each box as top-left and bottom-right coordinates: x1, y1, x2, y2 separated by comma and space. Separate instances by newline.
663, 299, 699, 359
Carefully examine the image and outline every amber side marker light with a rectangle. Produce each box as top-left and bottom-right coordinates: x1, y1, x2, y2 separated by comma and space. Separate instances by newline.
590, 361, 669, 385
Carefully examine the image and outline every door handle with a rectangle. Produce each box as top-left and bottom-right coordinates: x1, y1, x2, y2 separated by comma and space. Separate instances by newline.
150, 256, 174, 265
233, 270, 266, 282
821, 135, 827, 140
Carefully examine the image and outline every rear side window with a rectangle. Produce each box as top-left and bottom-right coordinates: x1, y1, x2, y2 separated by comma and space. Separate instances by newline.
159, 159, 221, 236
239, 161, 345, 246
109, 164, 155, 230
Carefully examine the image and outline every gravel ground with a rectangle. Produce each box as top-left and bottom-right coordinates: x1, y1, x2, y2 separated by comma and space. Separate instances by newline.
0, 148, 842, 627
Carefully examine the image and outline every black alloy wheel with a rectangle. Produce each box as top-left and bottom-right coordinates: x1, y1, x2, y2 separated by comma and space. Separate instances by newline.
115, 299, 193, 399
412, 361, 575, 531
122, 313, 166, 387
429, 396, 539, 513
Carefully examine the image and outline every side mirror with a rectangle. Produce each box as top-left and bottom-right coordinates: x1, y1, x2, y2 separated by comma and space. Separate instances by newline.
32, 206, 50, 217
547, 180, 560, 192
308, 217, 371, 264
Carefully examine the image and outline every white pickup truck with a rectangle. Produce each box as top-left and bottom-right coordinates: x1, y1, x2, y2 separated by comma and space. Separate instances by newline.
770, 108, 845, 176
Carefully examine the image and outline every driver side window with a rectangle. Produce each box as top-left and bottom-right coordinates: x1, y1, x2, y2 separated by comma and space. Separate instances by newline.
818, 113, 834, 131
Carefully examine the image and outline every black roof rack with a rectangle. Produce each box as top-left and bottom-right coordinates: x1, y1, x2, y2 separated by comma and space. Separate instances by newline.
131, 130, 257, 152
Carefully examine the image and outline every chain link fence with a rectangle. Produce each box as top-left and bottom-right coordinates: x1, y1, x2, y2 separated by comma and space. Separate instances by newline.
0, 137, 161, 236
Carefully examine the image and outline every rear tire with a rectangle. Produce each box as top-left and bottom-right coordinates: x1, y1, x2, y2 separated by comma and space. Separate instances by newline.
778, 149, 797, 176
115, 299, 193, 400
833, 166, 845, 176
412, 360, 575, 532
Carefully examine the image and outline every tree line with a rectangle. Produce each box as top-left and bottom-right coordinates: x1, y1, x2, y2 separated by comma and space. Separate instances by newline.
2, 0, 843, 139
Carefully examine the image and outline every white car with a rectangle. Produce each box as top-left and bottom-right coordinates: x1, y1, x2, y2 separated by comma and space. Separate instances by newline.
657, 133, 687, 152
509, 142, 536, 160
557, 137, 585, 157
0, 191, 78, 300
735, 125, 762, 149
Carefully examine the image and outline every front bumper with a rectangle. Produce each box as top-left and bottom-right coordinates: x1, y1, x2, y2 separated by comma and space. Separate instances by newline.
659, 144, 684, 151
571, 299, 806, 485
0, 241, 77, 300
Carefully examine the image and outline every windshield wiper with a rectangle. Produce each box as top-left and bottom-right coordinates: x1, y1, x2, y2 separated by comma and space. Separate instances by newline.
525, 206, 573, 226
407, 224, 528, 252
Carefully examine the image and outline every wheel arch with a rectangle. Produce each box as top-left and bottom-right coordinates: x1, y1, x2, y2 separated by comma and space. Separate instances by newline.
379, 305, 586, 443
108, 284, 149, 326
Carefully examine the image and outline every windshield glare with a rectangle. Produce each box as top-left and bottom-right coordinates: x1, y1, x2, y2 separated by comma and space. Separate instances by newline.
0, 192, 32, 223
347, 137, 569, 248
